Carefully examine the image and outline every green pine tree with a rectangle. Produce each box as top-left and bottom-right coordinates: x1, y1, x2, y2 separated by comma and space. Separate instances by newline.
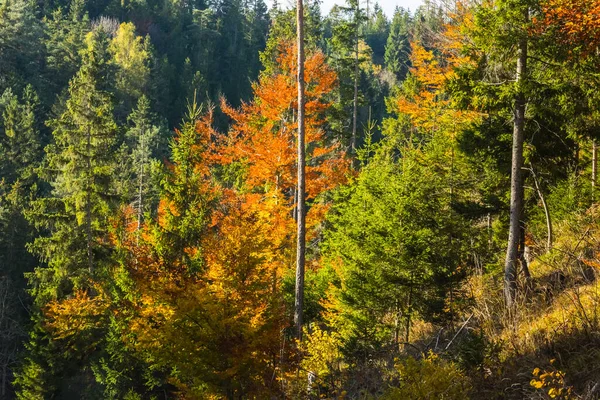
15, 30, 118, 399
384, 7, 411, 82
124, 95, 162, 231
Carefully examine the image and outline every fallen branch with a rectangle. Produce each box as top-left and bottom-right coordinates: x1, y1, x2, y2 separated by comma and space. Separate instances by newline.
445, 314, 474, 351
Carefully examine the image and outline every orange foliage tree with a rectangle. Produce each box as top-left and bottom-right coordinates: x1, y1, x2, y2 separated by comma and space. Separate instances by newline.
538, 0, 600, 57
215, 41, 351, 243
111, 109, 288, 397
391, 8, 482, 136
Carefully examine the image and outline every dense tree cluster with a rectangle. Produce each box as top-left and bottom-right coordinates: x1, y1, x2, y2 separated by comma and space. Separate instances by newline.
2, 0, 600, 398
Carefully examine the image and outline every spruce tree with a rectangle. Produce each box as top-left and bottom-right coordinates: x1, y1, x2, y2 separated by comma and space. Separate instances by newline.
44, 0, 90, 96
328, 0, 367, 152
16, 30, 118, 398
124, 95, 161, 232
384, 7, 411, 82
0, 86, 42, 184
0, 85, 42, 399
364, 3, 388, 64
0, 0, 43, 94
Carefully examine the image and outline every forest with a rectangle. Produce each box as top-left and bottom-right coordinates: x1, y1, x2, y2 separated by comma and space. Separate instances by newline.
1, 0, 600, 397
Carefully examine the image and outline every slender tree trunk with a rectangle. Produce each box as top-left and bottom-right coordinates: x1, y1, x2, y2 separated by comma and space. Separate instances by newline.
294, 0, 306, 340
517, 170, 531, 281
487, 213, 492, 250
394, 299, 400, 347
541, 195, 552, 251
137, 135, 145, 245
405, 281, 413, 343
1, 363, 6, 399
504, 9, 528, 307
530, 164, 552, 250
137, 162, 143, 230
593, 139, 597, 199
86, 126, 93, 273
351, 0, 359, 156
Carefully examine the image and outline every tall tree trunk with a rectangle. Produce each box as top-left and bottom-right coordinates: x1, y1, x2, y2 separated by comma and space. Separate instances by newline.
86, 126, 93, 273
593, 139, 597, 199
294, 0, 306, 340
351, 0, 359, 156
137, 134, 145, 247
504, 9, 528, 308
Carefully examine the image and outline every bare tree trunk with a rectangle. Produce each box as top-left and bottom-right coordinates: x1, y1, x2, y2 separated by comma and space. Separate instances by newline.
394, 299, 400, 347
351, 0, 359, 156
593, 139, 597, 199
405, 282, 413, 343
86, 126, 93, 273
530, 164, 552, 250
138, 138, 144, 231
294, 0, 306, 340
487, 213, 492, 250
504, 9, 528, 308
136, 135, 145, 247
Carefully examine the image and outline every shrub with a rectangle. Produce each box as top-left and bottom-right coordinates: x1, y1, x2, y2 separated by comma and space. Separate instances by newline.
380, 352, 472, 400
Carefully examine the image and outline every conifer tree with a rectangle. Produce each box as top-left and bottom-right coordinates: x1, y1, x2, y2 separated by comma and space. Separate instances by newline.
0, 0, 43, 94
124, 95, 161, 232
245, 0, 270, 80
15, 29, 120, 399
331, 0, 365, 152
465, 0, 539, 306
329, 0, 367, 152
384, 7, 411, 82
0, 86, 42, 184
0, 85, 42, 399
364, 3, 388, 64
44, 0, 90, 95
259, 1, 323, 77
29, 30, 117, 290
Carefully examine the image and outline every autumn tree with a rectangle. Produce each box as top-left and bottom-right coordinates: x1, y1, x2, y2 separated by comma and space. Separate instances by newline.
111, 105, 288, 397
539, 0, 600, 58
109, 22, 151, 120
215, 42, 350, 342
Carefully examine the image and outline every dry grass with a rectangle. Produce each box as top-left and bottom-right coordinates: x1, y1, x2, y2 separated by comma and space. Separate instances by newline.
461, 208, 600, 398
